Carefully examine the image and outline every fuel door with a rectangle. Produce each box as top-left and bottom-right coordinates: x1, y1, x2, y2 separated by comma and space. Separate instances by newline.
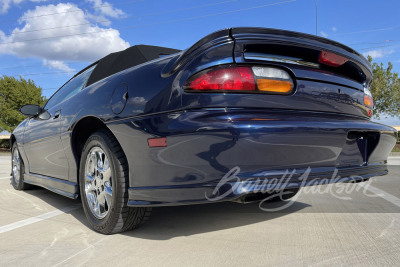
111, 83, 128, 114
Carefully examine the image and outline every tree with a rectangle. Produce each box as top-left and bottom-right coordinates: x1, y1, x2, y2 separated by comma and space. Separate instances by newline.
368, 56, 400, 119
0, 76, 47, 133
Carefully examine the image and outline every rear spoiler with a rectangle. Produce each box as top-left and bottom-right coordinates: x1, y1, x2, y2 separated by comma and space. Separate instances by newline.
163, 27, 372, 85
232, 27, 372, 85
162, 29, 232, 77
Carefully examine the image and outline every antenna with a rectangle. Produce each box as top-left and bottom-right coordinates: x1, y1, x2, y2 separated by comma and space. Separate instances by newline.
315, 0, 318, 35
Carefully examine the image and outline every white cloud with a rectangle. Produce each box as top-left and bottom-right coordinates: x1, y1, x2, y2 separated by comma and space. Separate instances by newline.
85, 0, 125, 26
332, 27, 337, 32
43, 59, 74, 72
320, 31, 328, 37
362, 48, 395, 59
0, 0, 48, 14
0, 3, 130, 71
85, 12, 111, 27
87, 0, 124, 19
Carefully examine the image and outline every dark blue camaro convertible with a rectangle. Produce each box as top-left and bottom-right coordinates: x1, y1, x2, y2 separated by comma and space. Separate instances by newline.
11, 28, 397, 234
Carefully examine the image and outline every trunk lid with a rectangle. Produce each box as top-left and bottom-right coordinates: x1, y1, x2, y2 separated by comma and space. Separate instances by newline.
177, 27, 373, 118
232, 27, 372, 90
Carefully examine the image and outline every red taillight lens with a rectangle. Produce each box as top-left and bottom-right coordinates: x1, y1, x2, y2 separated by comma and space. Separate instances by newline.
184, 66, 256, 91
184, 65, 294, 94
319, 51, 349, 67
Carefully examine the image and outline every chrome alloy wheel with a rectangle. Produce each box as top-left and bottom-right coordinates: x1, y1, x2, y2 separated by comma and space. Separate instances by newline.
12, 149, 20, 183
84, 146, 113, 219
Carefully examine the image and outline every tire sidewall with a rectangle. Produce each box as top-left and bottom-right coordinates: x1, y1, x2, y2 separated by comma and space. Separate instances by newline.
11, 143, 24, 190
79, 132, 121, 231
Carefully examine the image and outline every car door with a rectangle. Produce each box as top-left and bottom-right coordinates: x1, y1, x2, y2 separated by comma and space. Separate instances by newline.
23, 101, 68, 179
23, 65, 96, 180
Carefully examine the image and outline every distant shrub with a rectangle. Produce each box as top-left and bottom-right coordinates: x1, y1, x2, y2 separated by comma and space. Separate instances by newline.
0, 139, 10, 149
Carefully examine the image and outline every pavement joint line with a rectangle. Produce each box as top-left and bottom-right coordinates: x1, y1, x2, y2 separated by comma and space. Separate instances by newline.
361, 184, 400, 208
0, 204, 81, 234
53, 236, 110, 267
0, 176, 11, 180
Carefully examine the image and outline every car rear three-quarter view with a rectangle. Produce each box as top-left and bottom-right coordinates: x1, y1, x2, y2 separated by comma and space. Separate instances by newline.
10, 27, 397, 234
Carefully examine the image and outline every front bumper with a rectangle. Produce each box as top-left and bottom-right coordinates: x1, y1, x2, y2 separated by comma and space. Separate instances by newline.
107, 109, 397, 207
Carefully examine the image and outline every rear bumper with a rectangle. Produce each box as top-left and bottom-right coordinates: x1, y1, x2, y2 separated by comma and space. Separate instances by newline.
127, 164, 388, 207
107, 109, 397, 207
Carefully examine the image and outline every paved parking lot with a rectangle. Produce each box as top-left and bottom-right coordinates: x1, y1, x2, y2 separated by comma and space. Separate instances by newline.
0, 153, 399, 266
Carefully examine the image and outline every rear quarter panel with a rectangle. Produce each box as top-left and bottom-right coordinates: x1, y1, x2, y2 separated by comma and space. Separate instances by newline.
59, 55, 181, 181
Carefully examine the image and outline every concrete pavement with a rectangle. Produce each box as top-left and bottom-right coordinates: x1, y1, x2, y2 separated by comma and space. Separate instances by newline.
0, 154, 399, 266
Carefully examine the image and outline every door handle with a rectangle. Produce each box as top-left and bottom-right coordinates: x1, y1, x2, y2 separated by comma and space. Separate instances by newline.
53, 110, 61, 119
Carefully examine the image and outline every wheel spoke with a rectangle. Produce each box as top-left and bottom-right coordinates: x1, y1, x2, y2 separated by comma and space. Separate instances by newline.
99, 192, 109, 213
86, 182, 96, 193
87, 193, 96, 209
85, 173, 96, 192
103, 156, 109, 170
91, 152, 97, 170
13, 150, 20, 183
97, 191, 105, 205
95, 198, 100, 216
88, 155, 95, 174
104, 183, 112, 208
84, 146, 113, 219
96, 151, 103, 170
86, 173, 95, 182
102, 167, 112, 183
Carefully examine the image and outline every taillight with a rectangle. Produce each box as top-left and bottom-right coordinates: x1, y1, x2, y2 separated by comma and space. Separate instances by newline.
252, 67, 293, 94
364, 86, 373, 108
186, 66, 255, 91
184, 65, 294, 94
364, 95, 373, 107
319, 51, 348, 67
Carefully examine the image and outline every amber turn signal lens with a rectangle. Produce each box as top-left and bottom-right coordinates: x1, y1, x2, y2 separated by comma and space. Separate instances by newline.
256, 79, 293, 94
364, 95, 373, 107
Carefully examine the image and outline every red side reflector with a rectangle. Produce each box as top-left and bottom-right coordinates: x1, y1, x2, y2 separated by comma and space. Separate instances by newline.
148, 137, 167, 147
319, 51, 349, 67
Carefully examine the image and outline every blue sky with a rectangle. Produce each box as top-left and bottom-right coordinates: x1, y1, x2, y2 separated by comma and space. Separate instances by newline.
0, 0, 399, 126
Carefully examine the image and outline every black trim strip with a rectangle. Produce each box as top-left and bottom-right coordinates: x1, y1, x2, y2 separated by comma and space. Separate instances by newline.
105, 107, 370, 124
24, 173, 78, 199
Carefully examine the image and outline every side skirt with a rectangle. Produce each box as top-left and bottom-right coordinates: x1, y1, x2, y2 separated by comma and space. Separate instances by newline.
24, 173, 79, 199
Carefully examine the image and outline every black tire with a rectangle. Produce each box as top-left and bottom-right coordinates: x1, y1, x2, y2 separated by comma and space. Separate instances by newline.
79, 130, 151, 234
11, 143, 31, 190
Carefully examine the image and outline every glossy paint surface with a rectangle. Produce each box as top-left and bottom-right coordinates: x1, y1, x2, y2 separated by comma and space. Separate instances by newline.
11, 27, 397, 206
107, 109, 396, 205
22, 102, 69, 180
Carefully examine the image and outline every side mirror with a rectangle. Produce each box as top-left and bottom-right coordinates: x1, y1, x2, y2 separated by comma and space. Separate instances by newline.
38, 110, 51, 120
19, 104, 41, 117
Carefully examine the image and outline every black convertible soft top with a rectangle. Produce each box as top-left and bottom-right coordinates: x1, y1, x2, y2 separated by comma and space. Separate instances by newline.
86, 45, 181, 86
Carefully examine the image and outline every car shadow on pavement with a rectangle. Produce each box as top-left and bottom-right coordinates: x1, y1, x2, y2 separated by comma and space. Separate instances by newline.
16, 183, 310, 239
125, 201, 310, 240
